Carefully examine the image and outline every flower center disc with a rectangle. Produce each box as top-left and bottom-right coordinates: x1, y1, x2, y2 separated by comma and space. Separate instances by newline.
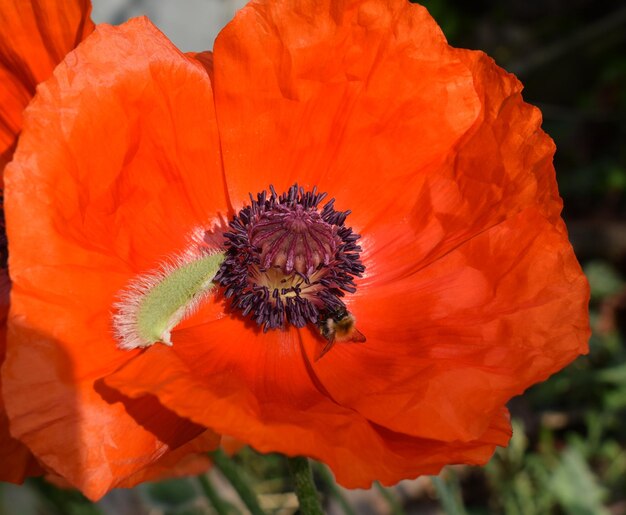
215, 184, 364, 331
250, 204, 336, 275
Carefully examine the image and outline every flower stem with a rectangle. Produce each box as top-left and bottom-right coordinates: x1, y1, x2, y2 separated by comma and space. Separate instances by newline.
287, 457, 323, 515
197, 474, 232, 515
313, 462, 356, 515
209, 449, 264, 515
432, 474, 468, 515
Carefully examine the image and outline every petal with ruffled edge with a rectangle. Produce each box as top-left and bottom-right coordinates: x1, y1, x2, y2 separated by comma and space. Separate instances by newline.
0, 0, 93, 483
212, 0, 479, 222
199, 0, 589, 443
0, 0, 94, 174
212, 0, 574, 294
105, 335, 511, 488
305, 208, 589, 441
3, 18, 226, 499
358, 49, 565, 289
0, 270, 42, 482
103, 426, 218, 488
44, 423, 217, 490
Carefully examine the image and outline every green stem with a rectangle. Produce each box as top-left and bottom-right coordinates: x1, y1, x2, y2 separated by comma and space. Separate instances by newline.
209, 449, 265, 515
287, 457, 323, 515
432, 474, 468, 515
197, 474, 232, 515
313, 463, 356, 515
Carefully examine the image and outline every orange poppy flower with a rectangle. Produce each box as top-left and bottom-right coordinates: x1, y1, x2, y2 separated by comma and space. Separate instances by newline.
4, 0, 589, 497
0, 0, 219, 497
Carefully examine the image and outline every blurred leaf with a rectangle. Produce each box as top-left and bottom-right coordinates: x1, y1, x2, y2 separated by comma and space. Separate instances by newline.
28, 478, 102, 515
144, 478, 197, 507
314, 463, 356, 515
550, 448, 609, 515
604, 388, 626, 410
512, 473, 536, 515
210, 449, 264, 515
164, 508, 207, 515
607, 166, 626, 190
597, 362, 626, 384
197, 474, 238, 515
584, 260, 624, 300
508, 420, 529, 467
601, 442, 626, 485
432, 473, 467, 515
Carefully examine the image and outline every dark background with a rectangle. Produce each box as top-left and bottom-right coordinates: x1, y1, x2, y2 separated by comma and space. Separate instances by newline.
418, 1, 626, 513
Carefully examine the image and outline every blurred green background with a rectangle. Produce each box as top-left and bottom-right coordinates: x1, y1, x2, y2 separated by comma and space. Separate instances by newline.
2, 0, 626, 513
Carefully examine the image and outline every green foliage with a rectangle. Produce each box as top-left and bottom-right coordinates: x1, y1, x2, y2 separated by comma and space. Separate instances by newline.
482, 252, 626, 515
550, 448, 609, 515
144, 479, 198, 507
585, 260, 624, 300
432, 472, 467, 515
26, 478, 103, 515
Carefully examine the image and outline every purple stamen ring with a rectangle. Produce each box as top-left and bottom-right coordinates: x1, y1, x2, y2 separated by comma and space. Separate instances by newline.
215, 184, 364, 331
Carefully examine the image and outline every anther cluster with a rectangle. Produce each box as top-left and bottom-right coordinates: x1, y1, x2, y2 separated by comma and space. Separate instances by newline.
215, 184, 364, 330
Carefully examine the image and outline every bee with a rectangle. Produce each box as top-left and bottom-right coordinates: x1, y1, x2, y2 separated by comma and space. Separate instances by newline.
317, 306, 366, 359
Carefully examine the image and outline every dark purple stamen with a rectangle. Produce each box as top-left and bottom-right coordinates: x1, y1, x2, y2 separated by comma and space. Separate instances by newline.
215, 184, 364, 331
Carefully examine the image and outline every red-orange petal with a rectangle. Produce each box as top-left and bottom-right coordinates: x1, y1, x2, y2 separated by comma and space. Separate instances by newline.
0, 270, 42, 482
212, 0, 480, 222
111, 429, 218, 489
4, 320, 218, 499
43, 423, 217, 490
203, 0, 589, 448
0, 0, 94, 175
105, 341, 511, 488
211, 0, 579, 316
0, 0, 94, 481
305, 208, 589, 441
0, 0, 93, 482
3, 17, 225, 499
0, 401, 42, 483
357, 49, 565, 290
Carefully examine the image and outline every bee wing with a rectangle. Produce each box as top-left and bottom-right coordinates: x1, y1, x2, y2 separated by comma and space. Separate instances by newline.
335, 326, 366, 343
315, 338, 336, 361
315, 326, 366, 361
